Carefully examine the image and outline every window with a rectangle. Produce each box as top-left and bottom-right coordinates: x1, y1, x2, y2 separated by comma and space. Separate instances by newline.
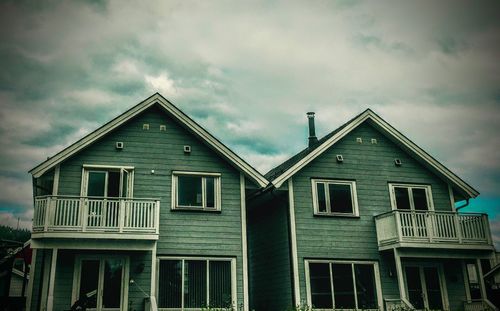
311, 179, 359, 216
158, 258, 234, 309
389, 184, 433, 211
172, 172, 221, 211
306, 260, 381, 310
81, 165, 134, 198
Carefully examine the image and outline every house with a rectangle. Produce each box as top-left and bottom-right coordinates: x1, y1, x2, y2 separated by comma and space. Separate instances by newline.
26, 93, 268, 311
0, 240, 31, 310
247, 110, 498, 311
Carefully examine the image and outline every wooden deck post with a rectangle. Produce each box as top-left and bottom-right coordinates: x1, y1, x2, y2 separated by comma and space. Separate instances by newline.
394, 249, 407, 301
46, 248, 58, 311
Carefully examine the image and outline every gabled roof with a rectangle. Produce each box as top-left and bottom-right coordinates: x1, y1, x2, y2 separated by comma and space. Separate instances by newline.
29, 93, 269, 188
267, 109, 479, 199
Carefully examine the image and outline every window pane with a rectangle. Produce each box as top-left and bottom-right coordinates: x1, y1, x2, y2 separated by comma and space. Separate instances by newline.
355, 264, 377, 309
309, 263, 332, 308
184, 260, 207, 308
394, 187, 411, 210
87, 172, 106, 197
424, 267, 443, 310
102, 259, 123, 308
405, 266, 425, 309
78, 260, 99, 308
329, 183, 353, 213
332, 263, 355, 309
206, 177, 216, 208
107, 171, 120, 197
316, 183, 327, 213
209, 261, 232, 308
412, 188, 428, 211
158, 260, 182, 308
178, 176, 203, 207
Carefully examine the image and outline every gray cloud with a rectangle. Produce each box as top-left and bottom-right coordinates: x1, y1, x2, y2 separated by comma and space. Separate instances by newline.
0, 0, 499, 234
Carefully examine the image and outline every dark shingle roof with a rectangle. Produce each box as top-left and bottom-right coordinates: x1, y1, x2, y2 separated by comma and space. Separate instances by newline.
265, 109, 369, 181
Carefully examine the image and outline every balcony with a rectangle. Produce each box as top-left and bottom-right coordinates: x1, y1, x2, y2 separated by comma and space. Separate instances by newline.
32, 195, 160, 241
375, 210, 494, 251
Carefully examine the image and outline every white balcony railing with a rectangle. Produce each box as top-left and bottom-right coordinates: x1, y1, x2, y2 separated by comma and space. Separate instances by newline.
32, 195, 160, 238
375, 210, 493, 250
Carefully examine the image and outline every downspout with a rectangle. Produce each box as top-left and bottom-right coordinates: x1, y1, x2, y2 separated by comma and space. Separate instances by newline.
455, 198, 470, 211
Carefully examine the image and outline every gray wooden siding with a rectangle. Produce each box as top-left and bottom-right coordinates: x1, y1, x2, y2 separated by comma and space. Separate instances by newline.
247, 192, 293, 311
38, 104, 245, 307
291, 122, 453, 303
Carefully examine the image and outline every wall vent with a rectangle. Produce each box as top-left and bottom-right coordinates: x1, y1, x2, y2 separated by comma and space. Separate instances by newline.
336, 154, 344, 163
371, 138, 377, 144
160, 125, 166, 131
394, 158, 402, 166
356, 137, 363, 144
184, 145, 192, 153
143, 123, 150, 130
115, 142, 124, 150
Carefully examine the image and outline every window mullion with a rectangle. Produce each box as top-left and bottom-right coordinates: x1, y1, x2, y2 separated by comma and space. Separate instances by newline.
181, 259, 185, 310
325, 183, 331, 214
352, 263, 358, 309
330, 263, 335, 309
408, 187, 415, 210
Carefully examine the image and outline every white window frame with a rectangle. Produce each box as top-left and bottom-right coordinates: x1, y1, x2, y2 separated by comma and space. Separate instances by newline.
171, 171, 222, 211
156, 256, 237, 310
311, 179, 359, 216
388, 183, 434, 211
80, 164, 135, 198
71, 254, 130, 311
304, 259, 383, 310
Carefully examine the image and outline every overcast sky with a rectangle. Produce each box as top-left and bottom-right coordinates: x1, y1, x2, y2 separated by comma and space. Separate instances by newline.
0, 0, 499, 247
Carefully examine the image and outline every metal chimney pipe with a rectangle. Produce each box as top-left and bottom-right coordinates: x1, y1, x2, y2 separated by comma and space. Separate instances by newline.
307, 112, 318, 148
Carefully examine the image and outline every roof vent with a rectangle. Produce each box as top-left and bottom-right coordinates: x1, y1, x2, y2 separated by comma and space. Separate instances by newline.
395, 158, 402, 166
115, 142, 124, 150
184, 145, 191, 154
307, 112, 318, 148
336, 154, 344, 163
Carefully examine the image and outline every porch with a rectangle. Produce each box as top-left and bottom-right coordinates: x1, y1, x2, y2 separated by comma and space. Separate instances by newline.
31, 195, 160, 241
375, 210, 494, 251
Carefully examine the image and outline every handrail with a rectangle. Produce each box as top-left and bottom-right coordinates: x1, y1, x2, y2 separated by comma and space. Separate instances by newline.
35, 194, 160, 200
375, 209, 487, 218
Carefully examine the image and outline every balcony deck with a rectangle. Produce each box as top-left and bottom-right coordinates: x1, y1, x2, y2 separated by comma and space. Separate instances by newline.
375, 210, 494, 251
32, 195, 160, 241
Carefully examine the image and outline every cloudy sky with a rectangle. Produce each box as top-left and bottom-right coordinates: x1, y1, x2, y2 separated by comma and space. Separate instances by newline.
0, 0, 499, 246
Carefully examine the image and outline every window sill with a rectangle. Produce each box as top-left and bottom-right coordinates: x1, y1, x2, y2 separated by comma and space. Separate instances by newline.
313, 213, 360, 218
171, 207, 221, 213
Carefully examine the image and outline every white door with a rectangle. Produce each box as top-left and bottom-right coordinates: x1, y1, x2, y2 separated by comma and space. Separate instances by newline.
74, 257, 128, 311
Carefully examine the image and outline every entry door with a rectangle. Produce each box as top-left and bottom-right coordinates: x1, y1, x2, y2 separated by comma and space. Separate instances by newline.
76, 257, 127, 311
405, 266, 445, 311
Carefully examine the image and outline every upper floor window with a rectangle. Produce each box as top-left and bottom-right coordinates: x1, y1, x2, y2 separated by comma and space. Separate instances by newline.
311, 179, 359, 216
172, 171, 221, 211
389, 183, 433, 211
81, 165, 134, 198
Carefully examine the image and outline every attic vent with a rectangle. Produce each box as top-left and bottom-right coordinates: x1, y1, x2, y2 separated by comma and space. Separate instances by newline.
336, 154, 344, 163
115, 142, 124, 150
183, 145, 192, 154
160, 125, 166, 131
371, 138, 377, 144
394, 158, 402, 166
143, 123, 150, 130
356, 137, 363, 144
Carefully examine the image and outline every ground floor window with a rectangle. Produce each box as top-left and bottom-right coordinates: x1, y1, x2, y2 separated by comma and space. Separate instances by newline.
306, 260, 381, 310
158, 257, 234, 309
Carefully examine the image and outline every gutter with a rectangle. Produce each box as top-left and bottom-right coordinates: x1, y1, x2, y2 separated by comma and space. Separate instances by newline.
455, 198, 470, 211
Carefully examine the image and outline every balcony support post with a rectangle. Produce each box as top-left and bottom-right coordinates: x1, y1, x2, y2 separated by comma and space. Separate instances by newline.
483, 214, 492, 245
155, 200, 160, 235
44, 197, 51, 232
455, 213, 463, 243
81, 198, 88, 232
476, 258, 487, 302
395, 211, 402, 242
119, 199, 125, 233
46, 248, 58, 311
427, 212, 434, 242
394, 248, 407, 301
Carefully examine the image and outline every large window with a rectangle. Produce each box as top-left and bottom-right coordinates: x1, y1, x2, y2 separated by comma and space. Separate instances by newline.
389, 184, 433, 211
306, 260, 381, 310
172, 172, 221, 211
158, 258, 234, 309
81, 165, 134, 198
311, 179, 359, 216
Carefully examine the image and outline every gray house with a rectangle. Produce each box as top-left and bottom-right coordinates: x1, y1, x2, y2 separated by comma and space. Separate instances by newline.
26, 93, 268, 311
248, 110, 498, 311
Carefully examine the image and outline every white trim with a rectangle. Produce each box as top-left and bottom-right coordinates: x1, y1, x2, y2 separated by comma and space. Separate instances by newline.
156, 256, 237, 309
271, 110, 478, 198
52, 165, 60, 195
83, 164, 135, 170
71, 254, 130, 311
304, 259, 384, 310
26, 248, 37, 311
80, 165, 135, 198
448, 184, 456, 212
311, 179, 359, 216
46, 248, 58, 311
288, 178, 301, 306
30, 93, 268, 188
388, 183, 434, 211
171, 171, 221, 211
240, 174, 249, 311
151, 242, 157, 297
